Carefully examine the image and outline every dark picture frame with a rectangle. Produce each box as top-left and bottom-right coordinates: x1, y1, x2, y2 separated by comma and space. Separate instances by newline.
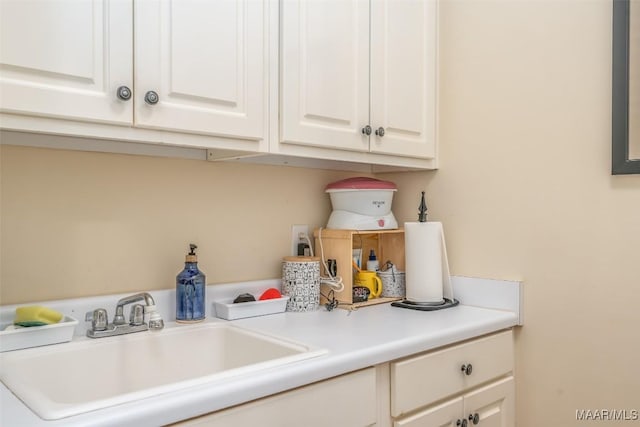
612, 0, 640, 174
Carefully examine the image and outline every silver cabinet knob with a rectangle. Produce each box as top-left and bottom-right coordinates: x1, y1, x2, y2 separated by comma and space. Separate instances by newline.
375, 127, 385, 137
461, 364, 473, 375
116, 86, 132, 101
361, 125, 372, 136
144, 90, 159, 105
469, 413, 480, 425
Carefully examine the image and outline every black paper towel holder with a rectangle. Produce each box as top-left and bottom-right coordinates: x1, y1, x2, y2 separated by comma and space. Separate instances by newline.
394, 191, 459, 311
391, 298, 459, 311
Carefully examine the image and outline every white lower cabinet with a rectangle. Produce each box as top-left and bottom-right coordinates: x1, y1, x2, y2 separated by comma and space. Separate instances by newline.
462, 377, 515, 427
172, 330, 514, 427
395, 396, 463, 427
391, 330, 515, 427
173, 367, 378, 427
394, 377, 515, 427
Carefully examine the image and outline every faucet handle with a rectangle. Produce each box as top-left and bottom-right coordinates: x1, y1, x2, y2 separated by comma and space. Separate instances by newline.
86, 308, 108, 331
129, 304, 145, 326
113, 305, 126, 325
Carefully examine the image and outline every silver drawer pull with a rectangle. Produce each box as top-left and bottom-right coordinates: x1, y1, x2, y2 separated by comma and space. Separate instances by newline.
461, 363, 473, 375
468, 413, 480, 425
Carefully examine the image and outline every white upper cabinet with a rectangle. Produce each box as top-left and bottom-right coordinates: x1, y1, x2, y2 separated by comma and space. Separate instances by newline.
0, 0, 133, 125
279, 0, 438, 164
134, 0, 266, 140
1, 0, 437, 170
0, 0, 267, 147
370, 0, 437, 159
280, 0, 370, 151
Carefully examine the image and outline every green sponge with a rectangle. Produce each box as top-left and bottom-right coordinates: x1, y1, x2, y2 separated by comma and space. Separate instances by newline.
14, 306, 63, 327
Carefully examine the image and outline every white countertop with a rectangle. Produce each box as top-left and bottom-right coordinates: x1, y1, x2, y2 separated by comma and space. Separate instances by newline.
1, 300, 518, 427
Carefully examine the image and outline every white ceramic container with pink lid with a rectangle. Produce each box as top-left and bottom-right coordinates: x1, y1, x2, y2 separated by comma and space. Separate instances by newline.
324, 177, 398, 230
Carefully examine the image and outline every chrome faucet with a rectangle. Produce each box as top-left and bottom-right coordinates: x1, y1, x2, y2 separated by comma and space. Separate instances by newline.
85, 292, 164, 338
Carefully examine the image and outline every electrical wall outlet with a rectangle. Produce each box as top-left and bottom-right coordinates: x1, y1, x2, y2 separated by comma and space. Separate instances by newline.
290, 224, 310, 256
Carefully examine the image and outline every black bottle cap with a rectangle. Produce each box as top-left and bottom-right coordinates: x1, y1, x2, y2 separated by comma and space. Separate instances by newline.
186, 243, 198, 262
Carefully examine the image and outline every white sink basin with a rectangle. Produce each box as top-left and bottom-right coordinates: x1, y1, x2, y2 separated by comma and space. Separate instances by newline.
0, 322, 326, 420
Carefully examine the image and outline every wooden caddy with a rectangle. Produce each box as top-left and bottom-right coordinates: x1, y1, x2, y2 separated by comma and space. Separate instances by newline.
313, 228, 405, 309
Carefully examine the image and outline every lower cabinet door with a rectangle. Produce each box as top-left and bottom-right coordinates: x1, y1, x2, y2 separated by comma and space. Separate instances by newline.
393, 396, 463, 427
174, 367, 377, 427
463, 377, 515, 427
392, 377, 515, 427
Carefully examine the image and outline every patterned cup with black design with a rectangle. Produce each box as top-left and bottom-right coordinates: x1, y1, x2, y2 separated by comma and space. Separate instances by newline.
282, 256, 320, 312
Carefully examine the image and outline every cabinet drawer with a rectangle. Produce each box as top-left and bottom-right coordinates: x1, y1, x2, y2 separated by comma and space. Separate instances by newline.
391, 330, 513, 417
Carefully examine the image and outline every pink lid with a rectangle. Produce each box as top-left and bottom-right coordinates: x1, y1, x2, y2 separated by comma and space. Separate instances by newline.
325, 177, 397, 191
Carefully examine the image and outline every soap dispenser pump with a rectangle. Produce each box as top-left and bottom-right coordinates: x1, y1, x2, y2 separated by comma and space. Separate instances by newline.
176, 243, 206, 323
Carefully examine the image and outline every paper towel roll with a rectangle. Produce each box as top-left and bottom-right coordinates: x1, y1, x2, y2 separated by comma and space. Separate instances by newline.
404, 221, 452, 303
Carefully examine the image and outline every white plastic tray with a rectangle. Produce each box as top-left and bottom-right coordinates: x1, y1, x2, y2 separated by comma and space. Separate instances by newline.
213, 296, 289, 320
0, 316, 78, 352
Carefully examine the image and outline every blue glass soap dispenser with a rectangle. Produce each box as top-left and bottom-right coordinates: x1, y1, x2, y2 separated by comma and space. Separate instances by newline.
176, 243, 206, 323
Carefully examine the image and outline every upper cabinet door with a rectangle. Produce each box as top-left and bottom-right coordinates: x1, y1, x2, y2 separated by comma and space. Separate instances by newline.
0, 0, 133, 125
370, 0, 437, 159
134, 0, 266, 140
280, 0, 370, 151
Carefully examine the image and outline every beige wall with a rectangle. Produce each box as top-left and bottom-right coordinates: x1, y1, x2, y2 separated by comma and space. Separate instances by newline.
388, 0, 640, 426
0, 144, 358, 303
